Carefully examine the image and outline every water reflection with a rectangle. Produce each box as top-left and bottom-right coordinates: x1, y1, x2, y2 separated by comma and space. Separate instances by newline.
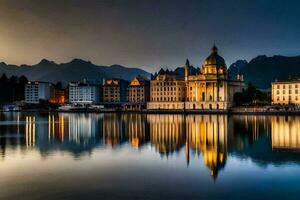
272, 116, 300, 151
1, 112, 300, 179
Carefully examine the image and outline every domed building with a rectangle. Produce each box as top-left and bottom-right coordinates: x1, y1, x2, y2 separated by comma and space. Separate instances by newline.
202, 45, 227, 76
184, 45, 244, 110
147, 45, 244, 110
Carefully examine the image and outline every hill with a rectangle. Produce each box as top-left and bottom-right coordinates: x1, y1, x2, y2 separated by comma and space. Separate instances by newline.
0, 59, 150, 85
229, 55, 300, 89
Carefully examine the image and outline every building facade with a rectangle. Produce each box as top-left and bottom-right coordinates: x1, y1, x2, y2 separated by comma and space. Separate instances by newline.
147, 45, 244, 110
103, 79, 129, 107
147, 69, 186, 109
271, 80, 300, 105
125, 76, 150, 110
25, 81, 51, 104
49, 87, 67, 104
68, 81, 101, 105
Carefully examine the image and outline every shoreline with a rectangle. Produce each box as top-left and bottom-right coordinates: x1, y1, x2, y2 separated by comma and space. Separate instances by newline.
1, 109, 300, 115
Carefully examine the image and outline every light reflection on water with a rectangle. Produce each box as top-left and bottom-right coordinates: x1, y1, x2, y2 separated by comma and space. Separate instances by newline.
0, 112, 300, 199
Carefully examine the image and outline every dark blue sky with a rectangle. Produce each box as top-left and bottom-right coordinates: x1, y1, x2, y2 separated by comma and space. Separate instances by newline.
0, 0, 299, 72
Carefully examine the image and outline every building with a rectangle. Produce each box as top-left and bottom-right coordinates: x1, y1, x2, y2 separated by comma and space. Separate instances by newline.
125, 76, 150, 110
271, 80, 300, 105
271, 116, 300, 151
25, 81, 51, 104
147, 45, 244, 110
68, 81, 101, 105
147, 69, 186, 109
103, 79, 129, 107
49, 87, 67, 104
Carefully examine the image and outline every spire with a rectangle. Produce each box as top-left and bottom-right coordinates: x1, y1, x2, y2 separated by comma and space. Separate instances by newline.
211, 44, 218, 53
184, 59, 190, 82
185, 59, 190, 66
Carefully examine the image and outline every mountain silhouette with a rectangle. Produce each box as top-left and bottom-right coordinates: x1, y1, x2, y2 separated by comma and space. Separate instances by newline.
0, 59, 150, 85
229, 55, 300, 89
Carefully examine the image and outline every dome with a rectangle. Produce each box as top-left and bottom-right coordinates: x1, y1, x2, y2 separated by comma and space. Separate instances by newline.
204, 45, 226, 66
202, 45, 227, 76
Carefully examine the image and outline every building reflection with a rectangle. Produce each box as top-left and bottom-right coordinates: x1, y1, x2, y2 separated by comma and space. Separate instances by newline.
123, 114, 150, 149
2, 112, 300, 178
48, 114, 67, 142
148, 115, 185, 155
103, 114, 126, 146
25, 116, 36, 147
272, 116, 300, 151
229, 115, 271, 152
148, 114, 227, 179
186, 115, 227, 179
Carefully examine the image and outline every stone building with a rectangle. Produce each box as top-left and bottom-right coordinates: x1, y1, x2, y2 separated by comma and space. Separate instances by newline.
147, 45, 244, 110
271, 80, 300, 105
147, 69, 186, 110
103, 79, 129, 107
125, 76, 150, 110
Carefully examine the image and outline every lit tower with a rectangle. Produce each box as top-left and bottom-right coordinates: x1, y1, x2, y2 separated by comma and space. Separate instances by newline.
184, 59, 190, 105
184, 59, 190, 82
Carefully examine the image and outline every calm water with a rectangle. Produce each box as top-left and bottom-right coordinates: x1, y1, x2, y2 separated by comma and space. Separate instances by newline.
0, 113, 300, 199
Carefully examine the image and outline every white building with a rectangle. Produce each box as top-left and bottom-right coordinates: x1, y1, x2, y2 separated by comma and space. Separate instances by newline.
68, 81, 101, 105
25, 81, 51, 104
272, 80, 300, 105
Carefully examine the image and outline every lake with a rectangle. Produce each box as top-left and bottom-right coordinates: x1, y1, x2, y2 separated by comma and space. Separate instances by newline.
0, 112, 300, 199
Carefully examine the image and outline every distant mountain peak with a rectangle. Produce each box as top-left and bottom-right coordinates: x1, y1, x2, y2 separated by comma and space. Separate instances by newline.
69, 58, 92, 65
37, 59, 56, 66
0, 58, 151, 85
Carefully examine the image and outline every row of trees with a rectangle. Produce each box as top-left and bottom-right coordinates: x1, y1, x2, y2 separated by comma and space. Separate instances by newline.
0, 73, 28, 105
234, 82, 270, 106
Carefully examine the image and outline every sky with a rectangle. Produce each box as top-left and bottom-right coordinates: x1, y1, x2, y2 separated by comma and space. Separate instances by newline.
0, 0, 300, 73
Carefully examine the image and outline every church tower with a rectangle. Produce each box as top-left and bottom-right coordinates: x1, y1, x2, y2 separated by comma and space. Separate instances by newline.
184, 59, 190, 82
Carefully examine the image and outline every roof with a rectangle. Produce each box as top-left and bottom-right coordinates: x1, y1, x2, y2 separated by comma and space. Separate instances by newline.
129, 75, 149, 86
69, 81, 100, 87
203, 45, 226, 66
272, 79, 300, 84
104, 78, 129, 86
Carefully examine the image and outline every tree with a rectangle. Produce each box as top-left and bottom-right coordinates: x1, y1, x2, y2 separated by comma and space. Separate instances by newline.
234, 82, 270, 106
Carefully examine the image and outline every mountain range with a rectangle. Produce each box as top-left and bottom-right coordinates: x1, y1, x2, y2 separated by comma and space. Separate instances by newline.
1, 55, 300, 89
0, 59, 150, 85
229, 55, 300, 89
